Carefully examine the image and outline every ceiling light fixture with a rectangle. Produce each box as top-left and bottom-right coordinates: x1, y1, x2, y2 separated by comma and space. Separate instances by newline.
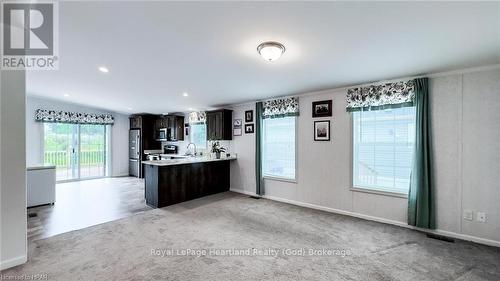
64, 94, 70, 97
182, 92, 189, 97
257, 41, 285, 62
98, 66, 109, 73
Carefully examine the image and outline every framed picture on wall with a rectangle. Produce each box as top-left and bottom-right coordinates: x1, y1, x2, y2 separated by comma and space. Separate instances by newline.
245, 123, 254, 134
314, 120, 330, 141
312, 100, 332, 118
245, 110, 253, 123
233, 119, 242, 136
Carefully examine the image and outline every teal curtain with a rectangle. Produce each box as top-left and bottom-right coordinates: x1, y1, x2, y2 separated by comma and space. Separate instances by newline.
255, 102, 264, 195
408, 78, 435, 229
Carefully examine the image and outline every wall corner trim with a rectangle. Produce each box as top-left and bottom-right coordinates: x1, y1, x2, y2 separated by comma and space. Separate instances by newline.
229, 189, 500, 248
0, 255, 27, 271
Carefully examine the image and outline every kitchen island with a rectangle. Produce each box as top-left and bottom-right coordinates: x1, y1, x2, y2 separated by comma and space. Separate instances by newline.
142, 156, 236, 208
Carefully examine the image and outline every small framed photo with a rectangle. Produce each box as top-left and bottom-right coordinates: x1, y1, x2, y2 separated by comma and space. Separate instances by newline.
312, 100, 332, 118
245, 123, 254, 134
314, 120, 330, 141
233, 119, 242, 136
245, 110, 253, 123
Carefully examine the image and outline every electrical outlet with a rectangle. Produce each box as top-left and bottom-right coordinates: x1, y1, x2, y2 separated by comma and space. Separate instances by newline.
463, 210, 473, 221
476, 212, 487, 223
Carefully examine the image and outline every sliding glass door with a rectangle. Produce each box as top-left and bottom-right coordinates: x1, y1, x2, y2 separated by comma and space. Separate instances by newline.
43, 123, 108, 182
79, 125, 107, 178
43, 123, 79, 181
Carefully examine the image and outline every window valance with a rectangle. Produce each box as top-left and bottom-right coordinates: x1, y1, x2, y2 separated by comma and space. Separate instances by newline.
34, 109, 114, 125
188, 111, 206, 124
346, 80, 415, 112
262, 97, 299, 119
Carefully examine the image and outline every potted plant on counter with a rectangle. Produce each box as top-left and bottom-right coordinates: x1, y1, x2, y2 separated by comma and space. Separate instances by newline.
211, 141, 226, 159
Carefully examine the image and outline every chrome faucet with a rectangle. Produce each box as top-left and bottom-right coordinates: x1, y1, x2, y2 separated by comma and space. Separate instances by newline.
186, 142, 197, 157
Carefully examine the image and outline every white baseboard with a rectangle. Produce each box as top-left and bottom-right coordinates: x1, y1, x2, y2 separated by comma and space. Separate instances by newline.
230, 188, 500, 248
0, 255, 27, 270
111, 174, 131, 178
231, 189, 259, 197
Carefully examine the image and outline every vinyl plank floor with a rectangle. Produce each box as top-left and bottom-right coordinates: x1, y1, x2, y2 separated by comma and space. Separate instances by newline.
27, 177, 152, 241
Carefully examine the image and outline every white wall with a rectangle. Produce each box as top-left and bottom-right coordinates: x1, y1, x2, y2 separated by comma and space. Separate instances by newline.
110, 113, 130, 176
1, 70, 27, 269
230, 68, 500, 246
26, 96, 129, 177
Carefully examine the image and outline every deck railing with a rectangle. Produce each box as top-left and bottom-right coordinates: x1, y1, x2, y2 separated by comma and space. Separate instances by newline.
44, 150, 105, 167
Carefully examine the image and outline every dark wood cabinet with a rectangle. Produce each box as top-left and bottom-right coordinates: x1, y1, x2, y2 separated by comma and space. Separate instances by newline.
155, 117, 167, 130
170, 115, 184, 141
130, 114, 160, 150
140, 115, 160, 150
130, 115, 142, 129
154, 115, 184, 141
145, 160, 231, 208
206, 109, 232, 140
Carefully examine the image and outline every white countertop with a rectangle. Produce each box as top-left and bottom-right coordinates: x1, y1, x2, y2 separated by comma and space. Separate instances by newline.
142, 156, 237, 166
143, 150, 163, 154
27, 165, 56, 171
159, 154, 189, 158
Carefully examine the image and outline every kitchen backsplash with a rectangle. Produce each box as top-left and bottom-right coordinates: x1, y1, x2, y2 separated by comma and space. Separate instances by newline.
161, 140, 233, 156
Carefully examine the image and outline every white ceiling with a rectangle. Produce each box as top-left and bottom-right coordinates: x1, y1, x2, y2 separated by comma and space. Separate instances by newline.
27, 1, 500, 114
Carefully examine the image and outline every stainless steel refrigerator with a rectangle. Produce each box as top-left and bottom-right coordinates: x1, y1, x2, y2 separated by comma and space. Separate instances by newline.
129, 129, 141, 177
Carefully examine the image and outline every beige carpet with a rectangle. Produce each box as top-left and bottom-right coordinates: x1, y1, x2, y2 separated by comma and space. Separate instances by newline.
2, 192, 500, 280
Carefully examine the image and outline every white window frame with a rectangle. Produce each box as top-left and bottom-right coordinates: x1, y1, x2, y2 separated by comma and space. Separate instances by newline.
349, 110, 413, 199
262, 116, 298, 183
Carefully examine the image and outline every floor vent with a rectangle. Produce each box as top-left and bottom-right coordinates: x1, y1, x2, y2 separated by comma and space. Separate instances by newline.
28, 213, 38, 218
250, 196, 261, 199
426, 233, 455, 243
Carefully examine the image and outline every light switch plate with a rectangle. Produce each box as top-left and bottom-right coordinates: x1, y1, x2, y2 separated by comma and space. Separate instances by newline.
463, 210, 473, 221
476, 212, 487, 223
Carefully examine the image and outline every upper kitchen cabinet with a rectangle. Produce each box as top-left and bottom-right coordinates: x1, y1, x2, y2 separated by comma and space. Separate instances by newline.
154, 116, 168, 130
206, 109, 232, 140
129, 114, 160, 150
154, 115, 184, 141
171, 115, 184, 141
130, 115, 142, 129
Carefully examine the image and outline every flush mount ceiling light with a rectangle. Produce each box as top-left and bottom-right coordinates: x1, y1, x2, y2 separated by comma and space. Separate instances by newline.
182, 92, 189, 97
257, 41, 285, 62
98, 66, 109, 73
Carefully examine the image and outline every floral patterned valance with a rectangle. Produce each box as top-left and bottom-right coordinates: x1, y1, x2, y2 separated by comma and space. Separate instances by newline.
34, 109, 114, 125
262, 97, 299, 119
346, 80, 415, 112
188, 111, 206, 124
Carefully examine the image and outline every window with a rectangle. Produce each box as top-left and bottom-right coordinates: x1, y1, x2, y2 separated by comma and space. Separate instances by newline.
190, 122, 207, 150
352, 107, 416, 194
262, 116, 296, 180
